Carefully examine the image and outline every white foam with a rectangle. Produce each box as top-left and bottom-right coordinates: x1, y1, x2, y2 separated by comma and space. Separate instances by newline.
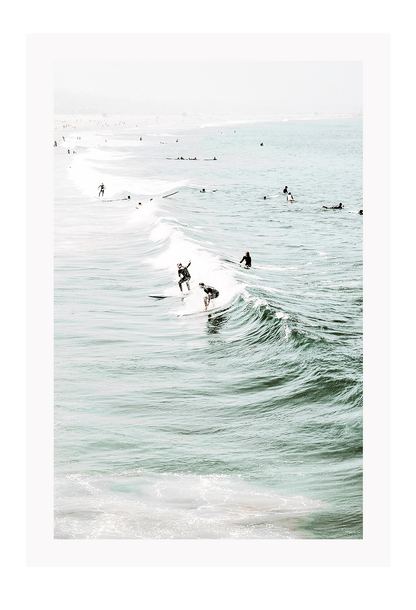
67, 148, 186, 199
146, 223, 242, 315
55, 471, 324, 539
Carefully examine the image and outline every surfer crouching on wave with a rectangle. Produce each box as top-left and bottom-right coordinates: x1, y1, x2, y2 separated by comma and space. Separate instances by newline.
178, 260, 192, 292
199, 283, 220, 310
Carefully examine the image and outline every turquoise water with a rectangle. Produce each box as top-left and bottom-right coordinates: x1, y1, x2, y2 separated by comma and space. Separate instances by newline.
54, 117, 363, 539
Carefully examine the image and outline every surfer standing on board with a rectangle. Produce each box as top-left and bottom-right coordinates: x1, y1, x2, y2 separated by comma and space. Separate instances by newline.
98, 183, 105, 197
199, 283, 220, 310
178, 261, 192, 292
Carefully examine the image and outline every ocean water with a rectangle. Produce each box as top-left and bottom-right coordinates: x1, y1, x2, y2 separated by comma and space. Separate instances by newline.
54, 116, 363, 539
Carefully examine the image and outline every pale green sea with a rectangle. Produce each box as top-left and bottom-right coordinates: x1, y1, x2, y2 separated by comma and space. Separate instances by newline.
54, 116, 363, 538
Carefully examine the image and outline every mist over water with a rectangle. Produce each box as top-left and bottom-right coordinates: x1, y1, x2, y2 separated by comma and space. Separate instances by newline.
54, 116, 363, 539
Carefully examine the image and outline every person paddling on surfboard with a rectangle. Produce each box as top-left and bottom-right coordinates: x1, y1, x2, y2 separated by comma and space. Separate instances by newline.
199, 283, 219, 310
239, 251, 252, 268
322, 203, 344, 209
98, 183, 105, 197
178, 260, 192, 292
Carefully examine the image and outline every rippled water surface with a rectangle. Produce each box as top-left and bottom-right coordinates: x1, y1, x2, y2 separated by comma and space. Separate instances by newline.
54, 117, 363, 538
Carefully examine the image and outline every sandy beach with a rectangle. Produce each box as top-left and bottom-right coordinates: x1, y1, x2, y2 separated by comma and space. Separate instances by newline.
54, 111, 362, 141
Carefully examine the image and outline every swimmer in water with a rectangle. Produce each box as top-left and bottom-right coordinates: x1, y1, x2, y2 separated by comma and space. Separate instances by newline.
199, 283, 220, 310
322, 203, 344, 209
200, 188, 206, 193
177, 261, 192, 292
239, 251, 252, 268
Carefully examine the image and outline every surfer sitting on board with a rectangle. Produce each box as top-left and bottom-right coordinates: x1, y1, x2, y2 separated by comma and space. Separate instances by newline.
322, 203, 344, 209
178, 261, 192, 292
199, 283, 220, 310
98, 183, 105, 197
239, 251, 252, 268
283, 186, 288, 194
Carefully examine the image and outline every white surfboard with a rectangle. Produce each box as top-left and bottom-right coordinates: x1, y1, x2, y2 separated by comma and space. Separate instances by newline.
179, 303, 230, 317
149, 294, 189, 299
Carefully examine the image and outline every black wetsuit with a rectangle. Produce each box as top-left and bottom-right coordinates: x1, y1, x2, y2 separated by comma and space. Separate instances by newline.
323, 204, 343, 209
178, 262, 191, 291
202, 284, 219, 301
240, 254, 252, 267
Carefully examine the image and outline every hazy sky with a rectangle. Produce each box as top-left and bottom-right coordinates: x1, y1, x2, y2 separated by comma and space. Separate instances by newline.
54, 61, 362, 114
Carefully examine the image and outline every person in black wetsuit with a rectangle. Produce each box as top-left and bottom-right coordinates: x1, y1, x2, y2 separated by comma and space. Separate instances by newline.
199, 283, 220, 310
240, 251, 252, 267
358, 209, 363, 215
98, 183, 105, 197
322, 203, 344, 209
177, 260, 192, 292
283, 186, 288, 194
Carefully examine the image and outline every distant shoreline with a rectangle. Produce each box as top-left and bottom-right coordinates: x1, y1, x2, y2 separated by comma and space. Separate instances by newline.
54, 112, 362, 134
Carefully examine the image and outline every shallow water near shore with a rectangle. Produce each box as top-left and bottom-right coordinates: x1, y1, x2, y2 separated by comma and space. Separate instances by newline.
54, 115, 363, 539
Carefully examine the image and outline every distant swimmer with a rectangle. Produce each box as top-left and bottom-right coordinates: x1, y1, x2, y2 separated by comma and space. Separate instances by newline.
67, 149, 70, 154
287, 192, 294, 202
200, 188, 206, 193
283, 186, 288, 194
98, 183, 106, 197
260, 143, 264, 146
199, 283, 220, 310
239, 251, 252, 268
358, 209, 363, 215
322, 203, 344, 209
178, 260, 192, 292
136, 203, 142, 208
